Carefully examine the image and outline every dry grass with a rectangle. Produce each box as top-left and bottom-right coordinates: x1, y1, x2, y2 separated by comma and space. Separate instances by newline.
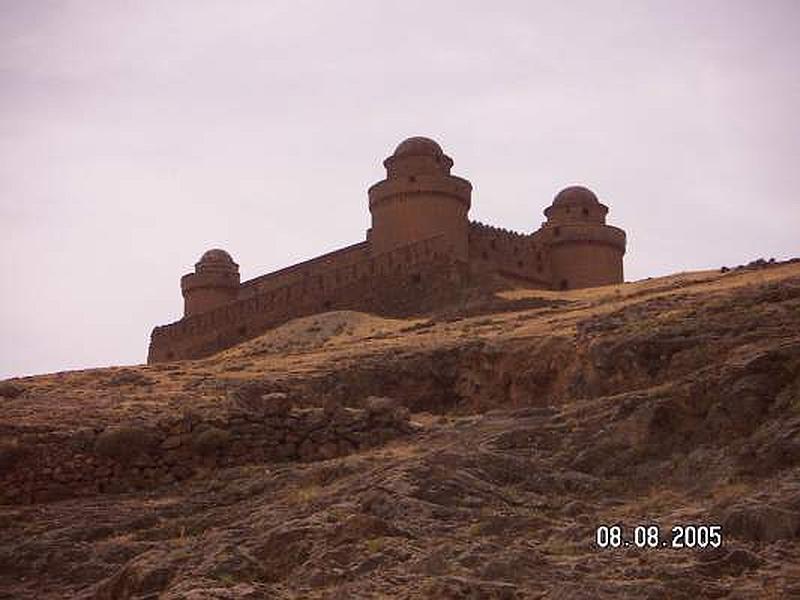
218, 310, 419, 361
710, 481, 752, 504
542, 538, 584, 557
287, 484, 322, 504
365, 537, 388, 553
3, 262, 798, 435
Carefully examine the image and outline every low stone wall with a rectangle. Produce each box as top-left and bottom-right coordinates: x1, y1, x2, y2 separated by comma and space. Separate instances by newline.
0, 394, 414, 505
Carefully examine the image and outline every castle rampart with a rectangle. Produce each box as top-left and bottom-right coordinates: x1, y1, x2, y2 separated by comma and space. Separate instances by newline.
467, 221, 551, 287
148, 137, 627, 363
238, 241, 370, 299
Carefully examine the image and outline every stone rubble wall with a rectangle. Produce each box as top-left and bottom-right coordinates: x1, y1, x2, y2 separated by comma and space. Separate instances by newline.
0, 395, 413, 505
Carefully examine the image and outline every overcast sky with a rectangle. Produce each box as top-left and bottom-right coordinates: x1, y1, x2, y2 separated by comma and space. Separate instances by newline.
2, 1, 798, 378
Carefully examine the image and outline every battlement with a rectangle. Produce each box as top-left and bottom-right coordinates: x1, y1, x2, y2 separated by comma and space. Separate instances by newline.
239, 241, 370, 299
469, 221, 531, 239
467, 221, 550, 287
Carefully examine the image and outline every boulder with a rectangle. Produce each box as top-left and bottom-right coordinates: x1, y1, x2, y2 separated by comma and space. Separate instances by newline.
364, 396, 397, 416
695, 548, 763, 577
229, 387, 293, 418
94, 426, 157, 464
364, 396, 409, 425
722, 503, 800, 542
0, 381, 24, 399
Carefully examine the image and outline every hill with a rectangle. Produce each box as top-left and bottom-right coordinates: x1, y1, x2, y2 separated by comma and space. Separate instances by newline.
1, 261, 799, 598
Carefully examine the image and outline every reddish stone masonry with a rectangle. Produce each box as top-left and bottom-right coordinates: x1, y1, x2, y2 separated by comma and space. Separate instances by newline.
148, 136, 626, 363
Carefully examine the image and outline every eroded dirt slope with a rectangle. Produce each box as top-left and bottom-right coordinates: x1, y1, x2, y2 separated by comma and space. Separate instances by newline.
1, 262, 799, 598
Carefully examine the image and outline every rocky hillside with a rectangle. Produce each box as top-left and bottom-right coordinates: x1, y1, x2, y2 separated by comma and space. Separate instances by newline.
1, 261, 799, 599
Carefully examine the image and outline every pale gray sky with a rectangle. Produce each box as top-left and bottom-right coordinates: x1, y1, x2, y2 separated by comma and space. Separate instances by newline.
2, 1, 798, 378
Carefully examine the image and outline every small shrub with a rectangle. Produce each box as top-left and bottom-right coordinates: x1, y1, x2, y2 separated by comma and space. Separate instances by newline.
0, 438, 26, 469
289, 484, 321, 504
215, 573, 235, 587
106, 370, 155, 387
192, 427, 231, 456
69, 429, 96, 452
365, 537, 387, 553
94, 426, 156, 462
0, 382, 24, 399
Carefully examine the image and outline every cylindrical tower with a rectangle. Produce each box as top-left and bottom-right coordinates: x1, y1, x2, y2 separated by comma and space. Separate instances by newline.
180, 248, 240, 317
541, 186, 626, 290
367, 136, 472, 260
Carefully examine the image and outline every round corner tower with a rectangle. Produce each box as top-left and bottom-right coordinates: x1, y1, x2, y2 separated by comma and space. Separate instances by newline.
541, 186, 626, 290
180, 248, 240, 317
367, 136, 472, 260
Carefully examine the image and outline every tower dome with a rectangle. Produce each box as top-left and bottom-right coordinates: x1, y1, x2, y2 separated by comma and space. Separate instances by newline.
553, 185, 599, 206
382, 136, 454, 178
393, 136, 444, 158
544, 185, 607, 223
199, 248, 235, 264
195, 248, 238, 274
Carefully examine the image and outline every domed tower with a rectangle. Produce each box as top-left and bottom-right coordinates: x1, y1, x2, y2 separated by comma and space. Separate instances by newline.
180, 249, 240, 317
542, 186, 626, 290
367, 136, 472, 260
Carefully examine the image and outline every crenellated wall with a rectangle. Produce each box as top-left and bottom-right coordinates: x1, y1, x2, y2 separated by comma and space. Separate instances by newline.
467, 222, 551, 287
238, 241, 371, 300
148, 236, 467, 363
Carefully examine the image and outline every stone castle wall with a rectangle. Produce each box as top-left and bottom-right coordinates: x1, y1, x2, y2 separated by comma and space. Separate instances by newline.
148, 236, 466, 363
467, 222, 551, 287
238, 241, 371, 300
148, 138, 627, 363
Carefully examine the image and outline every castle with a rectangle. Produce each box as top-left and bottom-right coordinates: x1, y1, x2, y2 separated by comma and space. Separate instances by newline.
148, 136, 626, 363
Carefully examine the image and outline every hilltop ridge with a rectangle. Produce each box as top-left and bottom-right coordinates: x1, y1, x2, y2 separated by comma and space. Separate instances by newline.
1, 261, 799, 598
